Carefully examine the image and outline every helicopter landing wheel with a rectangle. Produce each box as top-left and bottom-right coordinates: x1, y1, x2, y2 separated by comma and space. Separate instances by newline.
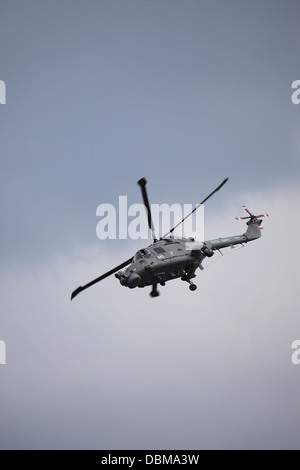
189, 283, 197, 292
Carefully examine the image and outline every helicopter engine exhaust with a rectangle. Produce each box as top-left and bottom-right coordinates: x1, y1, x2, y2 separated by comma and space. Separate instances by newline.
202, 242, 214, 257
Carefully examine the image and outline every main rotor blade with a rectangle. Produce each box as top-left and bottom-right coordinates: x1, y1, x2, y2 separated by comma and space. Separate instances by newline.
137, 177, 157, 241
163, 177, 229, 238
70, 257, 133, 300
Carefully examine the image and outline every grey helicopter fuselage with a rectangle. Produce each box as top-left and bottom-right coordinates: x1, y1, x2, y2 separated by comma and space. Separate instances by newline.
115, 218, 262, 291
115, 237, 201, 289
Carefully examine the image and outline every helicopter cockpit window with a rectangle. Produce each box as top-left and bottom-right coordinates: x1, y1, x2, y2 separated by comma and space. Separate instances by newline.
134, 251, 143, 261
134, 249, 150, 262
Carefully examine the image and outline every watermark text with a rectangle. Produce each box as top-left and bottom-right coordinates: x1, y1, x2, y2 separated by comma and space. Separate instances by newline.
291, 340, 300, 365
96, 196, 204, 240
0, 80, 6, 104
291, 80, 300, 105
0, 340, 6, 365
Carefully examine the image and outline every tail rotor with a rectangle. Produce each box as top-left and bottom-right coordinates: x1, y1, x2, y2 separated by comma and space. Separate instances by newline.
236, 206, 269, 229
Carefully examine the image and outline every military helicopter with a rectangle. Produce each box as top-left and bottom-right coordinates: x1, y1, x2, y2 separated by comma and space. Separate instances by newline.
71, 177, 268, 299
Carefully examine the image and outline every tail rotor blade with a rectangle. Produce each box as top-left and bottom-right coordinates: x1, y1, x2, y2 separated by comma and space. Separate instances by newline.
237, 207, 270, 225
243, 205, 253, 217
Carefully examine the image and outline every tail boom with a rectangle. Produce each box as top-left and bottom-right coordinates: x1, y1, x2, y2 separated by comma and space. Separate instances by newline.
206, 219, 262, 251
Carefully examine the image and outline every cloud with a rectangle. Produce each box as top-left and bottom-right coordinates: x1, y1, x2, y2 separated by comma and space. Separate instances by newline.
0, 183, 299, 449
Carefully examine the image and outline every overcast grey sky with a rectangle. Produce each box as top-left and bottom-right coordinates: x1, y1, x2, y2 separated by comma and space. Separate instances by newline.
0, 0, 300, 449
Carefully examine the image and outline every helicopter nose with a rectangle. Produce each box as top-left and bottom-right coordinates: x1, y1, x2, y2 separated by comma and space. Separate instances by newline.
127, 273, 141, 288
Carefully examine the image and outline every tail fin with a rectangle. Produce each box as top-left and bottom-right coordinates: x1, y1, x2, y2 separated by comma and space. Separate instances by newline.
236, 206, 268, 241
244, 219, 262, 240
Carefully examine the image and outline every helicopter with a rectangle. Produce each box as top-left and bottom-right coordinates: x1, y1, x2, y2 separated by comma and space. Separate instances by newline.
71, 177, 268, 299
